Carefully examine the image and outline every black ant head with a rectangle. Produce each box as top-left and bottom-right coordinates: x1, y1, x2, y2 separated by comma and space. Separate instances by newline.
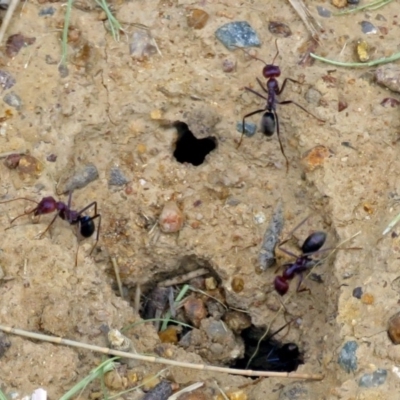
262, 64, 281, 79
301, 231, 327, 254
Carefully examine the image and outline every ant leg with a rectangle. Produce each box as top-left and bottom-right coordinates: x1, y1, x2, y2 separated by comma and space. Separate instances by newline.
278, 216, 311, 256
273, 109, 289, 172
89, 214, 101, 255
278, 99, 325, 123
77, 201, 97, 217
39, 212, 59, 239
245, 85, 268, 101
278, 78, 303, 95
237, 108, 265, 148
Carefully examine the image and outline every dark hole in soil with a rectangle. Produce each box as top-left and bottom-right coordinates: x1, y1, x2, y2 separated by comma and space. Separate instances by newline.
232, 325, 304, 373
173, 121, 217, 166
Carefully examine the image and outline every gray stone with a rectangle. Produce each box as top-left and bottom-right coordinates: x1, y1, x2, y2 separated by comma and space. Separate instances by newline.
359, 369, 387, 387
338, 340, 358, 373
215, 21, 261, 50
63, 163, 99, 193
3, 92, 22, 109
109, 167, 129, 186
236, 121, 257, 137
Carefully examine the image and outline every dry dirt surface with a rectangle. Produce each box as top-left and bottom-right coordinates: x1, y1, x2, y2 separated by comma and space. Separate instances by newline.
0, 0, 400, 399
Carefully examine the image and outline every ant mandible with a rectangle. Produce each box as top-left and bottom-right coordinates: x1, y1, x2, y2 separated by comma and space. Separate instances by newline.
274, 230, 327, 296
237, 39, 325, 170
0, 192, 101, 265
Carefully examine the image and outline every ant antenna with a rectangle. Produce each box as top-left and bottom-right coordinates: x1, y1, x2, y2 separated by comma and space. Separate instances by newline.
271, 38, 280, 65
233, 45, 267, 65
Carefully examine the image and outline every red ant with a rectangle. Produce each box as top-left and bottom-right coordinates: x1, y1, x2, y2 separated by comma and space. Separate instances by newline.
274, 230, 327, 296
0, 192, 101, 265
237, 40, 325, 169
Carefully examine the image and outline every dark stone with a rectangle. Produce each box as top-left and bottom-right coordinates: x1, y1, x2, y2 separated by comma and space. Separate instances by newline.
352, 287, 363, 299
109, 167, 129, 186
359, 369, 387, 387
215, 21, 261, 50
338, 341, 358, 373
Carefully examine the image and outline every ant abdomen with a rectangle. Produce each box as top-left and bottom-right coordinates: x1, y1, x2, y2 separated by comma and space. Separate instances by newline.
301, 231, 327, 254
261, 111, 275, 136
79, 216, 96, 238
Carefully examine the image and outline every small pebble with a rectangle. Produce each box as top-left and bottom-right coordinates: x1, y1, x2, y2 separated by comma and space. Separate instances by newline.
62, 163, 99, 193
278, 383, 309, 400
0, 70, 15, 90
222, 58, 236, 73
142, 381, 172, 400
3, 92, 22, 110
223, 310, 251, 333
316, 6, 331, 17
129, 29, 157, 60
236, 121, 257, 137
358, 369, 387, 387
159, 201, 184, 233
332, 0, 347, 8
361, 21, 377, 35
268, 21, 292, 37
186, 9, 209, 29
305, 88, 322, 105
361, 293, 374, 305
381, 98, 400, 107
39, 6, 55, 16
347, 0, 359, 3
4, 153, 21, 169
109, 167, 129, 186
0, 332, 11, 358
301, 145, 332, 172
5, 34, 36, 58
376, 65, 400, 93
376, 14, 386, 21
46, 154, 57, 162
184, 296, 207, 327
338, 99, 348, 112
352, 287, 363, 299
231, 276, 244, 293
355, 40, 370, 62
58, 64, 69, 78
215, 21, 261, 50
253, 212, 265, 225
258, 201, 284, 271
17, 155, 43, 181
338, 341, 358, 373
387, 311, 400, 344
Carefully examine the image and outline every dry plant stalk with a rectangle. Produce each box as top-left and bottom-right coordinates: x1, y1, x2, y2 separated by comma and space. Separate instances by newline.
0, 0, 20, 45
0, 325, 324, 380
287, 0, 323, 40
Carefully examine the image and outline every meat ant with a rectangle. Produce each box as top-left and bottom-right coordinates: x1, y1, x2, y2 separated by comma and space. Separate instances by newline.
0, 192, 101, 265
274, 230, 327, 296
237, 40, 325, 170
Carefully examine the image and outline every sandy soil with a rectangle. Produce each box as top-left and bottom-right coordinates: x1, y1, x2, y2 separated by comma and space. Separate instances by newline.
0, 0, 400, 399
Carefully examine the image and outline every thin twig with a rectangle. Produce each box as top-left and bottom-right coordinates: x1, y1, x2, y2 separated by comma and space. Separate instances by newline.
0, 325, 324, 380
110, 256, 124, 299
287, 0, 323, 40
0, 0, 20, 45
158, 268, 209, 287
